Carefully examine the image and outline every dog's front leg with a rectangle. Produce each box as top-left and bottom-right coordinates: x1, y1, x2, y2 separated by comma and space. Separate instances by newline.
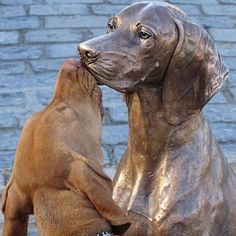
2, 181, 30, 236
66, 156, 131, 235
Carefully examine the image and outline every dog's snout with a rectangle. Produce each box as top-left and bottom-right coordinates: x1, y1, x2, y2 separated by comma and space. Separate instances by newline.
78, 44, 99, 63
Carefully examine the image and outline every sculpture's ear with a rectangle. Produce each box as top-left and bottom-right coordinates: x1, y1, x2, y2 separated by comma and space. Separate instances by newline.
162, 19, 229, 125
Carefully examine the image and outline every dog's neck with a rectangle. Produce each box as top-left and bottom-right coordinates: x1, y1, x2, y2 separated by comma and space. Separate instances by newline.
126, 86, 202, 164
53, 75, 87, 104
49, 76, 103, 160
123, 86, 225, 220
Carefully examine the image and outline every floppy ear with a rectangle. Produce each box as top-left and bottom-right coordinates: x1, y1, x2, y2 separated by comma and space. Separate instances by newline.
162, 19, 229, 125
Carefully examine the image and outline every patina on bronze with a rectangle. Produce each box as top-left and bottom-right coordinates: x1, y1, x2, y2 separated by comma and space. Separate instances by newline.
79, 2, 236, 235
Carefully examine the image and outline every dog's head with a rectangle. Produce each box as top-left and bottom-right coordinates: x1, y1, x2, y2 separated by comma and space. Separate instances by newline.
79, 2, 228, 125
55, 59, 104, 119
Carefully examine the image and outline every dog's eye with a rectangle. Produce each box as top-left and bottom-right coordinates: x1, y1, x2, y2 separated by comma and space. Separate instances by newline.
139, 31, 151, 40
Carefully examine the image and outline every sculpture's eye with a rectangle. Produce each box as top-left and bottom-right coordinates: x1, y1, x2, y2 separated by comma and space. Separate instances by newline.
139, 31, 151, 40
107, 17, 117, 33
108, 22, 115, 32
136, 23, 153, 41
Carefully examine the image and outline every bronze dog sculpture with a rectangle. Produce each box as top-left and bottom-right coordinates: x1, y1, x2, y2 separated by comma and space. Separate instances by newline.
2, 60, 130, 236
79, 2, 236, 235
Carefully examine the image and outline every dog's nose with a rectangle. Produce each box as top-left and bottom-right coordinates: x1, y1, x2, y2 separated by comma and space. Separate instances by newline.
78, 44, 99, 63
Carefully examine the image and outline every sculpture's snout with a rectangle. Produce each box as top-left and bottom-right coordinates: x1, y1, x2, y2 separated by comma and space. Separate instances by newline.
78, 43, 99, 64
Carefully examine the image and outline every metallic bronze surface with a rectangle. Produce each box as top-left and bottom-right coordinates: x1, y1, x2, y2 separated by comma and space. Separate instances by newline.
2, 60, 130, 236
79, 2, 236, 235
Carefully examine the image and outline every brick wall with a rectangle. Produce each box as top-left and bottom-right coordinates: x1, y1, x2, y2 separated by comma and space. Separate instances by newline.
0, 0, 235, 174
0, 0, 236, 234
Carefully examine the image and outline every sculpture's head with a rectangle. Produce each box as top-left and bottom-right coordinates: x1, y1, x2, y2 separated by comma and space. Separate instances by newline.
79, 2, 228, 125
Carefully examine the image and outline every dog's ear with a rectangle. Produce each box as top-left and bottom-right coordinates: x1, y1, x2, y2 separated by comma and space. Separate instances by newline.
162, 19, 228, 125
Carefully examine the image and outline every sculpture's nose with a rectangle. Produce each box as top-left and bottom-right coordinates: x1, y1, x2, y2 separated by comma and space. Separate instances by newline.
78, 44, 99, 64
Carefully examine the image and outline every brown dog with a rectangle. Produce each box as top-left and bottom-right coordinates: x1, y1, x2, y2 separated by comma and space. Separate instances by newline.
2, 60, 130, 236
79, 2, 236, 236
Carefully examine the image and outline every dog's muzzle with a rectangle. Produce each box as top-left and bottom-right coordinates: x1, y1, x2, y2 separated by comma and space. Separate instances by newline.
78, 44, 99, 64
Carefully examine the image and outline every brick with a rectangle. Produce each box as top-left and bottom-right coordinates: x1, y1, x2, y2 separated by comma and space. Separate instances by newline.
228, 72, 236, 87
0, 130, 21, 151
0, 6, 25, 17
210, 123, 236, 143
46, 43, 77, 58
0, 46, 43, 60
114, 144, 126, 163
107, 0, 139, 3
89, 28, 107, 37
103, 96, 124, 109
1, 0, 43, 4
92, 4, 127, 15
28, 225, 39, 236
24, 90, 42, 109
230, 87, 236, 101
0, 151, 15, 169
0, 73, 56, 91
0, 17, 40, 30
203, 104, 236, 123
103, 125, 128, 145
18, 111, 38, 128
170, 0, 217, 3
202, 5, 236, 16
0, 62, 26, 75
0, 31, 19, 44
192, 16, 234, 28
209, 29, 236, 43
0, 171, 5, 196
230, 164, 236, 173
25, 29, 83, 43
101, 85, 122, 98
109, 105, 128, 123
103, 96, 124, 110
37, 89, 54, 106
209, 91, 228, 104
31, 59, 65, 72
0, 92, 25, 108
0, 114, 18, 128
223, 57, 236, 70
101, 146, 111, 165
45, 15, 109, 28
46, 0, 103, 2
216, 43, 236, 57
220, 144, 236, 164
101, 86, 124, 109
104, 166, 116, 179
219, 0, 236, 3
176, 4, 201, 16
30, 4, 88, 16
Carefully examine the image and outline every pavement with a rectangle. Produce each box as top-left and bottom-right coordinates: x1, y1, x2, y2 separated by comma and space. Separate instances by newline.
0, 0, 235, 234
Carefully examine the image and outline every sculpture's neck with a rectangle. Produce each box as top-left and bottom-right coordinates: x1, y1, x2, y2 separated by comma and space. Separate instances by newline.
126, 86, 202, 161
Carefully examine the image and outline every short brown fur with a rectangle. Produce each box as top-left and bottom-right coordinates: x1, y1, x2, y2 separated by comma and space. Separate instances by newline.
2, 60, 130, 236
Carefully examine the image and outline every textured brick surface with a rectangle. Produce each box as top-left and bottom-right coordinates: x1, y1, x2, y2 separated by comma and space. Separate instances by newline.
0, 0, 235, 234
0, 62, 26, 74
29, 4, 89, 15
209, 29, 236, 42
45, 15, 109, 28
0, 46, 43, 60
0, 16, 40, 30
25, 29, 84, 43
0, 31, 19, 44
0, 6, 26, 17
